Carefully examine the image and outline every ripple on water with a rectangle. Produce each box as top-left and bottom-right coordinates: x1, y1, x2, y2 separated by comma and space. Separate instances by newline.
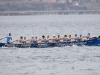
0, 15, 100, 75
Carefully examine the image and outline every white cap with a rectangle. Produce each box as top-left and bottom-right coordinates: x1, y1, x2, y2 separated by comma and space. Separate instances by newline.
53, 35, 56, 36
32, 35, 34, 37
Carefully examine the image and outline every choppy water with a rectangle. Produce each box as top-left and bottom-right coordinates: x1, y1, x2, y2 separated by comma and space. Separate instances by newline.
0, 15, 100, 75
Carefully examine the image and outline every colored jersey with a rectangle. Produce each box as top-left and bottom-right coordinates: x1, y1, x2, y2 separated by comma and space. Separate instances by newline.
21, 41, 26, 44
87, 36, 90, 40
6, 36, 11, 43
54, 40, 60, 43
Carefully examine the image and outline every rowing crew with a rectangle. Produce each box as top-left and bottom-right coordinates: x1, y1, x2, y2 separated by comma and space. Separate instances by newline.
5, 33, 92, 44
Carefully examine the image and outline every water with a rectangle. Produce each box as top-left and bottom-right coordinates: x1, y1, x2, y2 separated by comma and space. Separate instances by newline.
0, 15, 100, 75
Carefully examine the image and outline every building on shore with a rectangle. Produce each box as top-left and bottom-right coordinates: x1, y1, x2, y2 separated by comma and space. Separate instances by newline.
41, 0, 56, 3
56, 0, 66, 3
27, 0, 56, 3
27, 0, 94, 3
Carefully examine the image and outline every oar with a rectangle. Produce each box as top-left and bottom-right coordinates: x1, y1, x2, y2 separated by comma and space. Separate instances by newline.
11, 40, 18, 43
12, 39, 30, 44
0, 37, 6, 40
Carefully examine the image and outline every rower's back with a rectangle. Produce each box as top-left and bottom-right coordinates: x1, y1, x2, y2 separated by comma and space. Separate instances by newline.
6, 33, 12, 44
63, 35, 68, 41
19, 36, 25, 44
87, 33, 91, 40
68, 35, 71, 42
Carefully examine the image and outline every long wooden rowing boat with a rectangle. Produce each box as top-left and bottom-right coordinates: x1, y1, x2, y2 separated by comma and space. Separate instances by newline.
0, 38, 100, 48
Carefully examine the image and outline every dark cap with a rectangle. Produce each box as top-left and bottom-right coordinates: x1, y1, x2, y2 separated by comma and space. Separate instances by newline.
9, 33, 11, 36
24, 37, 26, 38
20, 36, 23, 38
75, 34, 77, 36
88, 33, 90, 35
58, 35, 60, 36
64, 35, 67, 37
80, 34, 82, 36
35, 36, 37, 38
42, 35, 45, 37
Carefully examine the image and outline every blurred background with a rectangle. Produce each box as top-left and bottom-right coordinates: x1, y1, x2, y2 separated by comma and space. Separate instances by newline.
0, 0, 100, 15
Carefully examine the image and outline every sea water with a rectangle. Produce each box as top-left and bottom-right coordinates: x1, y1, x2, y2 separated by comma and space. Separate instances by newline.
0, 15, 100, 75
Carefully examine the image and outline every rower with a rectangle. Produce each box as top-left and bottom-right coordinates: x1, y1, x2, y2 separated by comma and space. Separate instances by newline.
47, 35, 49, 40
30, 35, 35, 43
52, 35, 60, 43
13, 36, 23, 44
87, 33, 91, 40
75, 34, 83, 42
57, 35, 60, 39
35, 36, 38, 41
32, 36, 38, 46
74, 34, 79, 41
52, 35, 57, 42
69, 35, 71, 38
75, 34, 78, 38
55, 35, 61, 43
67, 35, 71, 42
79, 34, 83, 41
34, 36, 38, 43
22, 37, 27, 44
40, 35, 49, 44
57, 35, 63, 40
46, 35, 50, 42
83, 33, 91, 41
41, 35, 46, 42
53, 35, 57, 40
80, 34, 82, 38
6, 33, 12, 44
49, 35, 57, 43
63, 35, 68, 42
19, 36, 24, 44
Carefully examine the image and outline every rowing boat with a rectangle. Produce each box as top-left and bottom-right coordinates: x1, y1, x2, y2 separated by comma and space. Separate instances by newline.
0, 37, 100, 48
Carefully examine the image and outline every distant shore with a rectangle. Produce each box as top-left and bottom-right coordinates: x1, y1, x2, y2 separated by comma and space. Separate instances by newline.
0, 1, 100, 13
0, 10, 100, 16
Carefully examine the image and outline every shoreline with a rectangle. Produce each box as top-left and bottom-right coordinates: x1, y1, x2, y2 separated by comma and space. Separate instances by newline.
0, 10, 100, 16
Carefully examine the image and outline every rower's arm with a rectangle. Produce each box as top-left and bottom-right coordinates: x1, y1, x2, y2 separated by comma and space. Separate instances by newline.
11, 37, 12, 40
5, 37, 7, 38
83, 36, 88, 38
68, 38, 71, 39
49, 38, 53, 40
71, 37, 75, 39
58, 38, 63, 40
